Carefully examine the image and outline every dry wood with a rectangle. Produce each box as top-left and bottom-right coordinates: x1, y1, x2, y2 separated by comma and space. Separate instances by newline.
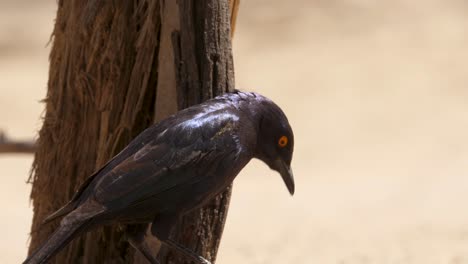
28, 0, 239, 263
0, 131, 36, 154
230, 0, 240, 38
156, 1, 236, 261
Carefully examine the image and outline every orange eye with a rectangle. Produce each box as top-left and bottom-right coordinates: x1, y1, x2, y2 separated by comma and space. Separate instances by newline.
278, 136, 288, 148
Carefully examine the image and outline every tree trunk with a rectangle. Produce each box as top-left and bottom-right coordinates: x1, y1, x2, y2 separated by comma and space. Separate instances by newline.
28, 0, 239, 263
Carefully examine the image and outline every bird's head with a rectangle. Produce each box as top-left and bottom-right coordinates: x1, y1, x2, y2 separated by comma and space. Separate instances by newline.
253, 97, 295, 195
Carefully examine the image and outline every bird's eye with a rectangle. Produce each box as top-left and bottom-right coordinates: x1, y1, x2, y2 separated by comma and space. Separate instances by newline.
278, 136, 288, 148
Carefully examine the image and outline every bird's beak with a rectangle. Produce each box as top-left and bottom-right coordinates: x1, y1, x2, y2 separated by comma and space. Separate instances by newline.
275, 159, 295, 195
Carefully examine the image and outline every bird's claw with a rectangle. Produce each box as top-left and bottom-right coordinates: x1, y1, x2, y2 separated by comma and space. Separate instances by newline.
198, 256, 211, 264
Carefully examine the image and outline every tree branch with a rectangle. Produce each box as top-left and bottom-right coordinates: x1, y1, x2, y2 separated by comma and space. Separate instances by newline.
0, 131, 36, 154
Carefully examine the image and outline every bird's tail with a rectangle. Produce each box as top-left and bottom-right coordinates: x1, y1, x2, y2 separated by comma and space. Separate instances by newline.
23, 218, 91, 264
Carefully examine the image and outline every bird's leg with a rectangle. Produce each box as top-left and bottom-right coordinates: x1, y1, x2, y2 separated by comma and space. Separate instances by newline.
151, 214, 211, 264
164, 238, 211, 264
126, 224, 161, 264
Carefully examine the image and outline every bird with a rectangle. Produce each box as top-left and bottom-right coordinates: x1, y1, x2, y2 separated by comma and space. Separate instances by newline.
24, 90, 295, 264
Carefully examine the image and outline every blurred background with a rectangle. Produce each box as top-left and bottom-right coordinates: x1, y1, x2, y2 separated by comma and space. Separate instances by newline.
1, 0, 468, 263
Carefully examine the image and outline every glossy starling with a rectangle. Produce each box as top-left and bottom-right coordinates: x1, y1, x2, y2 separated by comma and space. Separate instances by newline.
24, 91, 295, 264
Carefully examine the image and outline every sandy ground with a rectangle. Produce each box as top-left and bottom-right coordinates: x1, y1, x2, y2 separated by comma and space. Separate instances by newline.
1, 0, 468, 263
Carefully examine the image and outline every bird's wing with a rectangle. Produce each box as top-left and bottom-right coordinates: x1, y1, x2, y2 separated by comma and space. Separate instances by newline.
41, 123, 167, 224
89, 109, 241, 211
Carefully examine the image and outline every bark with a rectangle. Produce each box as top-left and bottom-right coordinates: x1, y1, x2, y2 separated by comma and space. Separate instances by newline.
28, 0, 239, 263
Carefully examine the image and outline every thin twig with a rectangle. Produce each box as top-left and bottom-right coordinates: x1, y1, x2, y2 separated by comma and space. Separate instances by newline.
0, 130, 36, 154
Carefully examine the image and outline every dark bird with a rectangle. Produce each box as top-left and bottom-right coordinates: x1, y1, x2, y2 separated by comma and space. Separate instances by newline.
24, 91, 295, 264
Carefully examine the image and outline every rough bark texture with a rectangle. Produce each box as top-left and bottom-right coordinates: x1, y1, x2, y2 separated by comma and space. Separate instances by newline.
28, 0, 238, 263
